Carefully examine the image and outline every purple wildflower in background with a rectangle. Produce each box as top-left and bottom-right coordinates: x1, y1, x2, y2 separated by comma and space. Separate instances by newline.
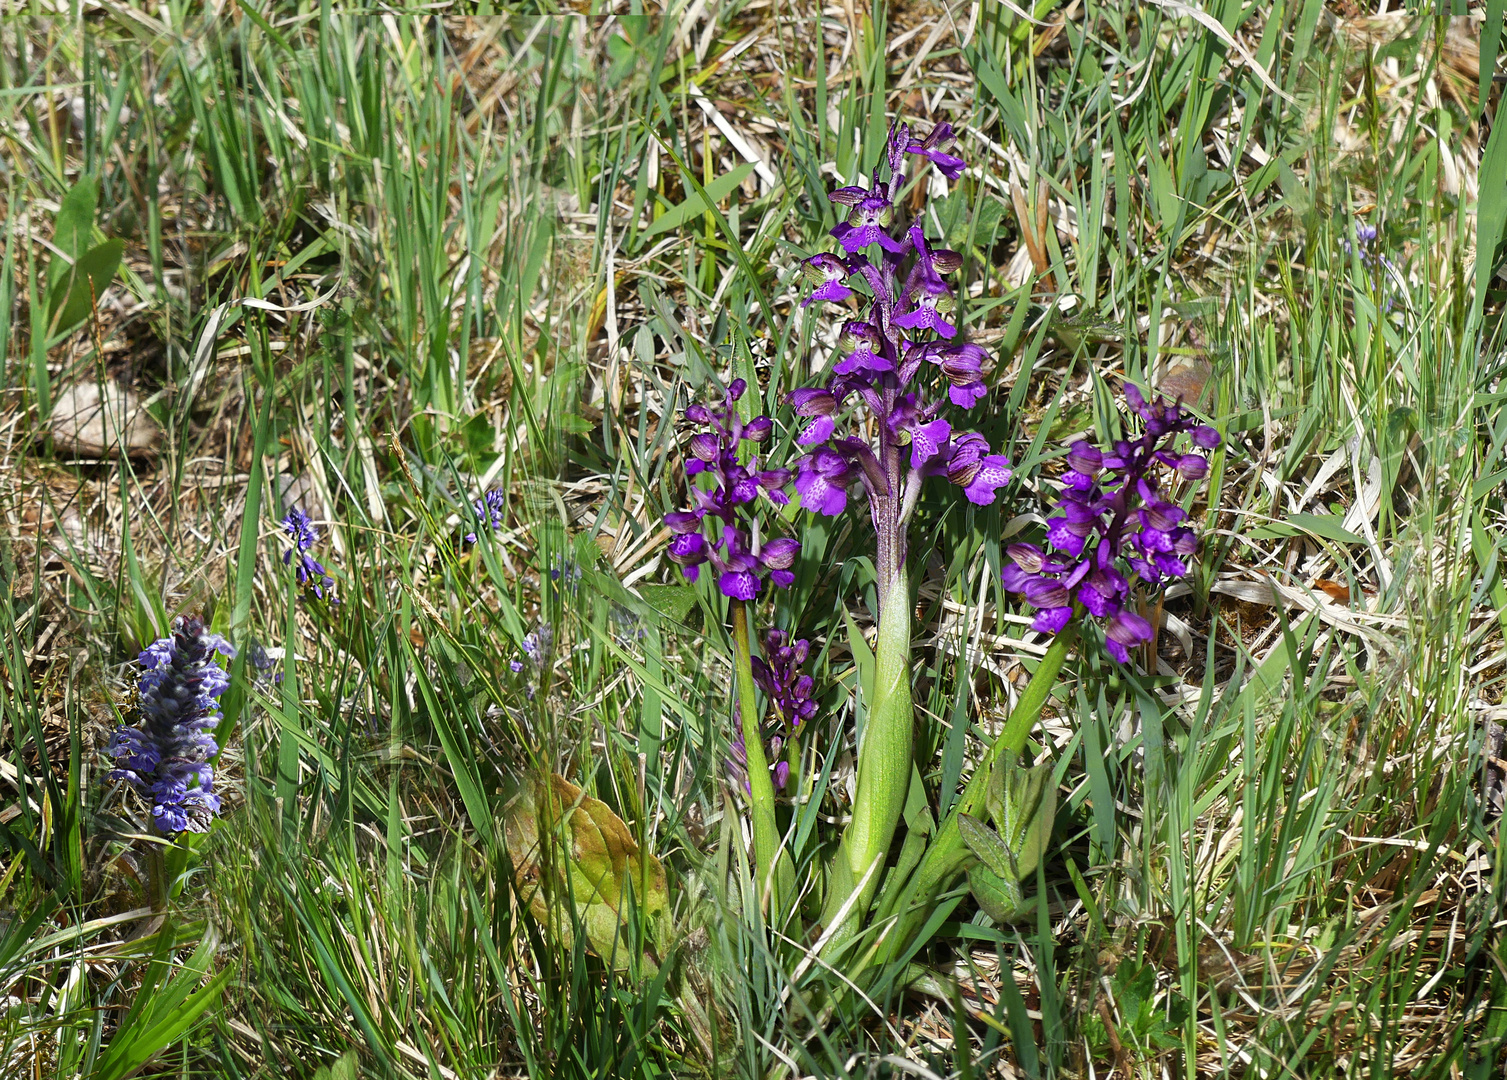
467, 489, 507, 543
1340, 219, 1400, 309
1347, 222, 1379, 254
508, 624, 552, 697
522, 626, 552, 665
664, 379, 800, 600
549, 555, 581, 590
1001, 384, 1220, 663
244, 638, 284, 686
282, 507, 335, 600
751, 630, 817, 792
108, 616, 233, 834
792, 122, 1010, 604
752, 630, 817, 734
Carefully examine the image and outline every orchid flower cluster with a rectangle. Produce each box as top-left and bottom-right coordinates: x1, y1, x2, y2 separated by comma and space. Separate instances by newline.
792, 123, 1011, 559
282, 507, 336, 600
108, 616, 233, 834
665, 379, 799, 600
785, 121, 1019, 942
733, 630, 817, 792
654, 119, 1227, 969
1002, 385, 1220, 662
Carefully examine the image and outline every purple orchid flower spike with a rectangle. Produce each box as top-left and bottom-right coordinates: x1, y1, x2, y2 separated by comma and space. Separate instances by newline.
1001, 383, 1221, 663
792, 123, 1011, 575
664, 379, 799, 600
748, 630, 818, 794
792, 122, 1015, 947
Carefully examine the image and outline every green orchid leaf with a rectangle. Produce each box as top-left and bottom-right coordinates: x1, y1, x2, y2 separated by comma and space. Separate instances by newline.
989, 752, 1057, 881
635, 582, 697, 624
958, 812, 1015, 879
48, 238, 124, 334
50, 176, 99, 269
967, 863, 1034, 924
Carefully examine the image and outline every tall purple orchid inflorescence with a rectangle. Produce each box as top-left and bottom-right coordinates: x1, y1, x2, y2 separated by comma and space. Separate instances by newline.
665, 379, 803, 908
794, 120, 1011, 945
108, 616, 234, 834
1002, 384, 1221, 662
792, 123, 1011, 579
664, 379, 800, 600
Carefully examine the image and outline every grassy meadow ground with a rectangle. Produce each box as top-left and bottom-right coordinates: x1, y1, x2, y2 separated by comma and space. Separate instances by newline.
1, 2, 1506, 1077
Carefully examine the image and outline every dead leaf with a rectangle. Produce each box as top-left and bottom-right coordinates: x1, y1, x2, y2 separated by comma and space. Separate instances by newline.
504, 771, 669, 972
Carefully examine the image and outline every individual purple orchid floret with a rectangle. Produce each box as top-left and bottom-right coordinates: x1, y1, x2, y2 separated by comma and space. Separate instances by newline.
665, 379, 800, 600
905, 122, 966, 180
108, 615, 233, 834
282, 507, 336, 601
1001, 384, 1221, 664
801, 253, 857, 307
790, 121, 1011, 589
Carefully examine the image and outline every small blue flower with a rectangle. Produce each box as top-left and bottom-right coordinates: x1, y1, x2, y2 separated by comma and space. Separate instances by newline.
244, 638, 284, 686
466, 489, 507, 543
549, 555, 582, 590
282, 508, 336, 600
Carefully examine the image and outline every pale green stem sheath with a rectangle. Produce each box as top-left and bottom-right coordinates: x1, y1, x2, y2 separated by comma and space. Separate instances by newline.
818, 571, 913, 958
732, 599, 793, 915
879, 621, 1079, 964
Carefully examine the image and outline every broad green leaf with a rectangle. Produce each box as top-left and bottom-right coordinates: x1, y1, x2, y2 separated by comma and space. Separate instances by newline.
47, 238, 123, 333
635, 582, 696, 624
313, 1050, 360, 1080
989, 752, 1056, 881
958, 812, 1013, 879
641, 162, 755, 238
50, 176, 99, 270
967, 863, 1033, 924
504, 772, 669, 972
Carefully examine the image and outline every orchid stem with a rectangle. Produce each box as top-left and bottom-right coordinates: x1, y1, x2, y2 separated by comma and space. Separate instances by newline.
879, 620, 1079, 964
818, 571, 914, 960
732, 599, 793, 917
